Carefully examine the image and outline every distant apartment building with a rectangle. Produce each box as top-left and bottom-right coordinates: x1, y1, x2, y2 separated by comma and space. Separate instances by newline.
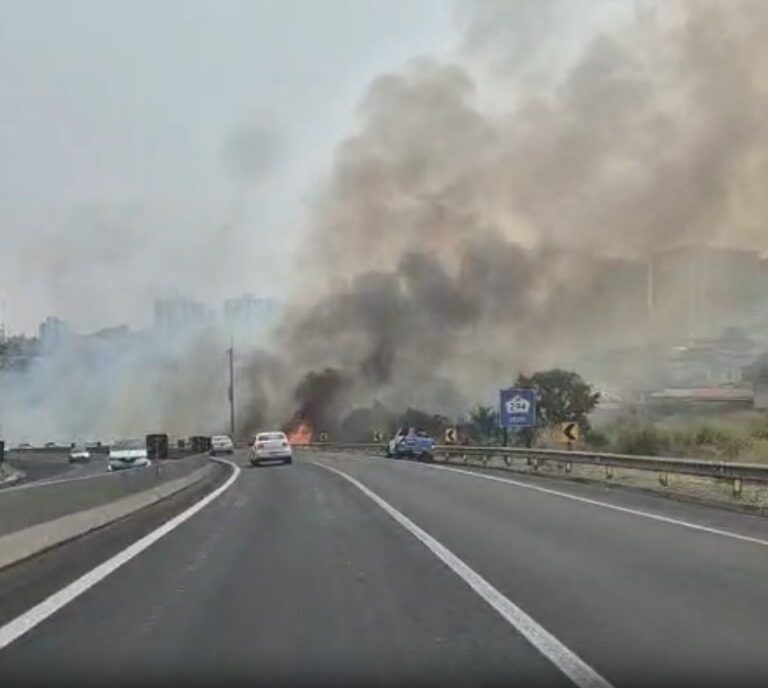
223, 293, 279, 344
647, 246, 768, 340
87, 325, 132, 341
38, 316, 70, 352
153, 295, 209, 332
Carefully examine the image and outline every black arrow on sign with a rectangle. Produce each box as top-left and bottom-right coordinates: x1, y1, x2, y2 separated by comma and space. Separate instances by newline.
563, 423, 578, 441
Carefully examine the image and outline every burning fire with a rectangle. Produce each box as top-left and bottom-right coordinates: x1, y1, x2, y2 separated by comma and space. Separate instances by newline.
286, 421, 313, 445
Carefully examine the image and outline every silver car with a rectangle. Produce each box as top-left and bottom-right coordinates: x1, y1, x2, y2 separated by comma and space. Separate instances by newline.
250, 431, 292, 466
209, 434, 234, 456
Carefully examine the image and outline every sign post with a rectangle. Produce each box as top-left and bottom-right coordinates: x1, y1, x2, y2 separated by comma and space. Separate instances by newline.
560, 422, 580, 450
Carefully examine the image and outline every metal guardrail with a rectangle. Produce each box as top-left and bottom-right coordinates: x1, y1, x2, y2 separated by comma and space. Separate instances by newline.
302, 442, 768, 495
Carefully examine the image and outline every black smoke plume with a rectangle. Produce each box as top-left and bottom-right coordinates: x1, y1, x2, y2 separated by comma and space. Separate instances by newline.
246, 0, 768, 434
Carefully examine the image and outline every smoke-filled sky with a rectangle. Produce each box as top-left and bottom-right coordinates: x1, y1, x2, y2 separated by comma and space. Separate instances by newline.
0, 0, 459, 334
5, 0, 768, 441
266, 0, 768, 427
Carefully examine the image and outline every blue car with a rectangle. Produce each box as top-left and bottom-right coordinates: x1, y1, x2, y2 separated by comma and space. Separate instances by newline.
386, 427, 435, 461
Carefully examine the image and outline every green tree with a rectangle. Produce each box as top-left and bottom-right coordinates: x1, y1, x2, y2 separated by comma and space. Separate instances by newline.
515, 369, 600, 439
468, 405, 499, 444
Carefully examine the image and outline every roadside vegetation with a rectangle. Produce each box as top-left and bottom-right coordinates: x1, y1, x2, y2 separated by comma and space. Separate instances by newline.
586, 413, 768, 462
332, 368, 768, 463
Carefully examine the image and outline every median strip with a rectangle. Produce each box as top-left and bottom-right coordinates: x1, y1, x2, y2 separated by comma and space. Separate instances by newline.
0, 457, 240, 652
0, 463, 213, 570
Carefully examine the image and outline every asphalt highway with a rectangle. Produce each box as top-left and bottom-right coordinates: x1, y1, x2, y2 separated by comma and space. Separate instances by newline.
4, 451, 106, 485
1, 449, 768, 687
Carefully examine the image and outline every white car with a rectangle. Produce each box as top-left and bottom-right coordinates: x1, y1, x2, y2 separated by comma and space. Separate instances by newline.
250, 431, 292, 466
209, 434, 234, 456
68, 447, 91, 463
108, 439, 150, 472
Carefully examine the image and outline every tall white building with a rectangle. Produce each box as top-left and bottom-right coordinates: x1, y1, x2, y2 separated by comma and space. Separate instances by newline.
223, 293, 280, 345
153, 295, 209, 332
38, 316, 69, 352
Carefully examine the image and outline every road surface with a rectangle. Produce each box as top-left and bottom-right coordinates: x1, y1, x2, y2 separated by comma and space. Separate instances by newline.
4, 451, 106, 486
1, 449, 768, 687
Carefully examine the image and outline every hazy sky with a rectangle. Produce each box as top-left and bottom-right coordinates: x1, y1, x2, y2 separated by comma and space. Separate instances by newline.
0, 0, 458, 334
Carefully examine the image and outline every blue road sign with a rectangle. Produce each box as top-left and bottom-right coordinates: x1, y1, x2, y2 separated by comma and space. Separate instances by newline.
499, 388, 537, 428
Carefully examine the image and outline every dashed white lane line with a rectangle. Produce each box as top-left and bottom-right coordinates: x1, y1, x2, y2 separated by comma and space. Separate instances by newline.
315, 460, 614, 688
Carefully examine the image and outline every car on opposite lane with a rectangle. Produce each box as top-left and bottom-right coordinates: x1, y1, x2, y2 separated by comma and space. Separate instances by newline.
68, 446, 91, 463
250, 431, 292, 466
209, 435, 234, 456
108, 439, 150, 472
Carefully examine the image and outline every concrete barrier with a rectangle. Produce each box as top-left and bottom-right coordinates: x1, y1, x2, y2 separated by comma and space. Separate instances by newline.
0, 454, 222, 570
0, 454, 210, 536
0, 463, 218, 570
0, 468, 24, 488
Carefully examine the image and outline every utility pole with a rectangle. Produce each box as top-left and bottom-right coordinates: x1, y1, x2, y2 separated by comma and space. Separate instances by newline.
227, 339, 235, 439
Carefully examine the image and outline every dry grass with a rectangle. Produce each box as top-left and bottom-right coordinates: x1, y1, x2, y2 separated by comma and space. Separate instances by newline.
579, 410, 768, 463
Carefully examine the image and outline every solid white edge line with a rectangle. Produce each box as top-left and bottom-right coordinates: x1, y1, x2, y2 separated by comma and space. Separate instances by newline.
314, 461, 614, 688
0, 457, 240, 652
422, 463, 768, 548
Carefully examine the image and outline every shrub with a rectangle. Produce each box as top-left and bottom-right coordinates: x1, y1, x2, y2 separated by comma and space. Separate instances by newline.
585, 429, 610, 449
614, 424, 668, 456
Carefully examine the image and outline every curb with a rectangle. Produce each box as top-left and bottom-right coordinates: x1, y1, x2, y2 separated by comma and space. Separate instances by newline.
0, 462, 219, 571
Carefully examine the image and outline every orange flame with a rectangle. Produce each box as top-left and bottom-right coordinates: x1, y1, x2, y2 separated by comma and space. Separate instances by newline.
286, 421, 312, 445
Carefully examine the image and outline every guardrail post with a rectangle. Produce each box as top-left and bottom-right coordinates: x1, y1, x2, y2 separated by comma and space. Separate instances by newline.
733, 478, 743, 498
658, 472, 668, 487
504, 456, 511, 467
565, 461, 572, 473
462, 453, 468, 464
531, 458, 539, 472
605, 466, 613, 480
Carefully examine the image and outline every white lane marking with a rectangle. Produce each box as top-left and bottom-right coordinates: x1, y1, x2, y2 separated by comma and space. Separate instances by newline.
0, 457, 240, 652
419, 463, 768, 549
315, 461, 613, 688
